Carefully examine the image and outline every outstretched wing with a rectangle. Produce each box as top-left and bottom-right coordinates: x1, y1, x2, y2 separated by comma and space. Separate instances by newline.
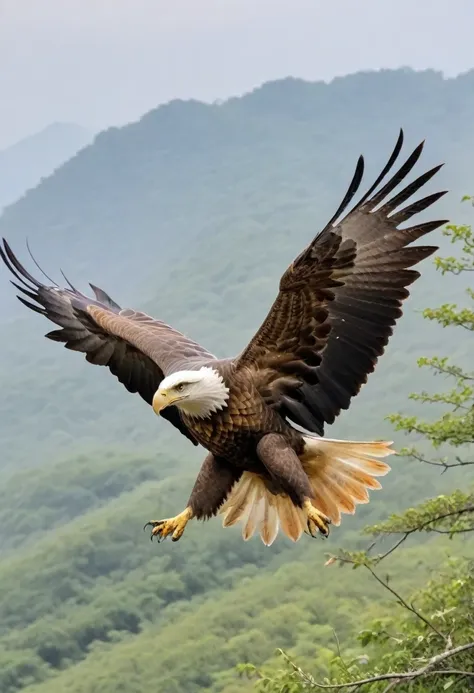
234, 130, 448, 435
0, 240, 216, 445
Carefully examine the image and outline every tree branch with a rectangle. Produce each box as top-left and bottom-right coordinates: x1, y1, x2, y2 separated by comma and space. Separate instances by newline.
429, 526, 474, 535
363, 563, 446, 641
279, 642, 474, 690
369, 505, 474, 561
331, 554, 446, 640
409, 451, 474, 473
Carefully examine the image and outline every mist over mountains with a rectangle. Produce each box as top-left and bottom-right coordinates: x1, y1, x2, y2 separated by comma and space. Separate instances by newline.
0, 122, 93, 213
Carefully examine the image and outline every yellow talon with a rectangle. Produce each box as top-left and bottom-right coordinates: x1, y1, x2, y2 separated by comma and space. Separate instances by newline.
303, 499, 331, 538
144, 507, 194, 543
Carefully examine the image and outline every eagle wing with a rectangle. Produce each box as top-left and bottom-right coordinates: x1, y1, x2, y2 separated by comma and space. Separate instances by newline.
234, 130, 448, 435
0, 240, 216, 445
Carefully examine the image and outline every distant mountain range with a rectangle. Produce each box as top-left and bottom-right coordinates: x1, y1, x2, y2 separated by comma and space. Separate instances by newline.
0, 122, 93, 212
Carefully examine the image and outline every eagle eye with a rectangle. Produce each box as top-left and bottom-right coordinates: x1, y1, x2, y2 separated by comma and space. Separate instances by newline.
176, 383, 186, 393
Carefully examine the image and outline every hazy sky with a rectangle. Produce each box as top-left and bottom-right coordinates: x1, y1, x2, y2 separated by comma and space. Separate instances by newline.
1, 0, 473, 149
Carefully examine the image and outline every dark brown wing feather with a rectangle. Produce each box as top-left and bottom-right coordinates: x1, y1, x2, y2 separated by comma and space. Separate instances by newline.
0, 240, 216, 444
234, 130, 449, 435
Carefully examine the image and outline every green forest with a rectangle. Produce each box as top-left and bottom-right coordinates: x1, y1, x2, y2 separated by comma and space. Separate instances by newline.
0, 68, 472, 692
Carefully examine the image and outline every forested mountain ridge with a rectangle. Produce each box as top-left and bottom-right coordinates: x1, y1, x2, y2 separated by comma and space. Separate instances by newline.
0, 66, 473, 693
1, 67, 473, 473
0, 123, 93, 214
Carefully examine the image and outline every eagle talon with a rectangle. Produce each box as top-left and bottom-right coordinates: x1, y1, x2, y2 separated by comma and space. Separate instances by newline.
145, 507, 193, 544
303, 499, 331, 539
143, 520, 162, 540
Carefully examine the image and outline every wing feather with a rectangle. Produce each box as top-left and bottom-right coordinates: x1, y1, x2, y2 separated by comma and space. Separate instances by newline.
0, 240, 215, 444
234, 130, 448, 434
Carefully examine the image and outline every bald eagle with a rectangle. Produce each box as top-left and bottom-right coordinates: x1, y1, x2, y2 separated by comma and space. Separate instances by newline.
0, 130, 447, 546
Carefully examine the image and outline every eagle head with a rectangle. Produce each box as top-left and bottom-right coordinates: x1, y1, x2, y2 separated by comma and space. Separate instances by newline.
152, 366, 230, 419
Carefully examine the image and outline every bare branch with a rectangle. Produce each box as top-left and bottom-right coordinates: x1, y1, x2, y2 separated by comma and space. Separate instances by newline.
409, 451, 474, 472
333, 555, 445, 641
372, 534, 409, 562
364, 564, 446, 641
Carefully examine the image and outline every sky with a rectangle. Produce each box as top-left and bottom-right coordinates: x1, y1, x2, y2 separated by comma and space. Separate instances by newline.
1, 0, 474, 149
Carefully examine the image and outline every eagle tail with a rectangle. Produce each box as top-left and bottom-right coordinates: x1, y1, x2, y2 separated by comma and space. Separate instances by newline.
299, 436, 395, 527
219, 437, 395, 545
220, 472, 305, 546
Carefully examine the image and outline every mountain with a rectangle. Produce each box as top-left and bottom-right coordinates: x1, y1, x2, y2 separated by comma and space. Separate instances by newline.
0, 67, 473, 473
0, 122, 93, 213
0, 67, 473, 693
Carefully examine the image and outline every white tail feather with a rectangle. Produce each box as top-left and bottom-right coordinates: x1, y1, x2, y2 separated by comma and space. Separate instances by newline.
300, 436, 394, 527
219, 437, 395, 545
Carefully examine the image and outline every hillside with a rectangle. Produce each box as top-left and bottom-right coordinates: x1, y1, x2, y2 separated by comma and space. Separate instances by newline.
0, 123, 93, 214
0, 443, 469, 693
0, 67, 473, 693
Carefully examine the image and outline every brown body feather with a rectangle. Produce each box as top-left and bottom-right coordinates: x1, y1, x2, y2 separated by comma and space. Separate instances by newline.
0, 130, 448, 543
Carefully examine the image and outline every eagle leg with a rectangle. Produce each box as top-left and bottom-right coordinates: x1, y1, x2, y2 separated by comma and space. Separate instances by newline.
187, 453, 242, 520
256, 433, 331, 539
303, 498, 331, 539
144, 507, 194, 543
256, 433, 314, 502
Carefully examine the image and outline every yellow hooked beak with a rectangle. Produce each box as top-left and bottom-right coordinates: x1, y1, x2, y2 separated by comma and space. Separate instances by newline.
152, 390, 172, 415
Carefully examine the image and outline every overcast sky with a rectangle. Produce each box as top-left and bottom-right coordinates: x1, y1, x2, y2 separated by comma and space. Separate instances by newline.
1, 0, 473, 149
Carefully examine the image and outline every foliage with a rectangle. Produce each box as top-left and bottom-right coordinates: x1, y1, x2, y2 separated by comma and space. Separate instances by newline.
1, 443, 462, 693
248, 203, 474, 691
